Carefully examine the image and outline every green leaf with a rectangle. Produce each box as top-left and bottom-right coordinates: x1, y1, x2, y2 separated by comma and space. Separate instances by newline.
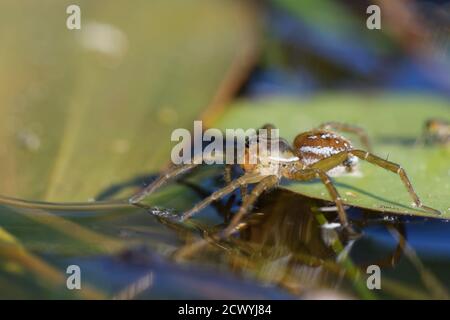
0, 0, 260, 299
214, 94, 450, 218
0, 0, 257, 202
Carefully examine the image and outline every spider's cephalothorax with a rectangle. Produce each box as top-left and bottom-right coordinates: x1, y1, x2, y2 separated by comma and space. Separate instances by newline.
240, 125, 358, 179
240, 133, 301, 179
129, 122, 440, 237
240, 130, 357, 181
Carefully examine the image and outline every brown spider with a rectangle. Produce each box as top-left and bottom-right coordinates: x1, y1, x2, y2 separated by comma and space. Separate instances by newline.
422, 118, 450, 146
129, 122, 440, 235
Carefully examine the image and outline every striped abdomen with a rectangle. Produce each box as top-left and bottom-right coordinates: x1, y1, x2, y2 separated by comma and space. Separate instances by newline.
293, 130, 358, 174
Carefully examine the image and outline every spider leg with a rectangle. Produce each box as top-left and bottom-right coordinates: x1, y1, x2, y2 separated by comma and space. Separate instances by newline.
224, 165, 232, 184
317, 122, 372, 152
172, 176, 277, 261
293, 169, 351, 229
129, 163, 198, 204
240, 184, 248, 202
261, 123, 277, 130
129, 151, 225, 204
179, 173, 261, 221
222, 175, 278, 237
225, 164, 249, 202
310, 149, 441, 215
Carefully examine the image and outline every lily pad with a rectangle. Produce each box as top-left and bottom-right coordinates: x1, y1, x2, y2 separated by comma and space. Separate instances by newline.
0, 0, 258, 202
214, 94, 450, 218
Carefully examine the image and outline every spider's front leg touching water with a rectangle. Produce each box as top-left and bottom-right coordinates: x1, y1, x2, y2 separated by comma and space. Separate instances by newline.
291, 169, 351, 231
172, 175, 279, 261
221, 175, 278, 237
310, 149, 441, 215
178, 172, 262, 221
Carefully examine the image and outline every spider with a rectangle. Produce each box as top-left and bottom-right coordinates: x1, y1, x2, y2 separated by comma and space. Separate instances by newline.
422, 118, 450, 146
129, 122, 440, 236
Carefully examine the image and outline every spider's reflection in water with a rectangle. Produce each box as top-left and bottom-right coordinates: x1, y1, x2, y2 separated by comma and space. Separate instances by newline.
167, 186, 405, 297
223, 189, 347, 295
101, 168, 406, 297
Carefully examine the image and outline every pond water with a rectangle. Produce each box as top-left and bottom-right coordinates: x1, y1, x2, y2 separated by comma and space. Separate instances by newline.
1, 168, 449, 299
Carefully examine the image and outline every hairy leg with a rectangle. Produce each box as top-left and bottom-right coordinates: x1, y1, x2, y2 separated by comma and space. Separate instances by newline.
129, 152, 226, 204
221, 175, 278, 237
129, 163, 198, 203
179, 173, 261, 221
172, 176, 277, 261
224, 165, 232, 184
310, 149, 441, 215
292, 169, 350, 229
261, 123, 277, 130
240, 184, 248, 202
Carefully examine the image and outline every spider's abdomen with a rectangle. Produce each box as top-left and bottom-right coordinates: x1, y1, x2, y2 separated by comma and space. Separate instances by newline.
293, 130, 358, 174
